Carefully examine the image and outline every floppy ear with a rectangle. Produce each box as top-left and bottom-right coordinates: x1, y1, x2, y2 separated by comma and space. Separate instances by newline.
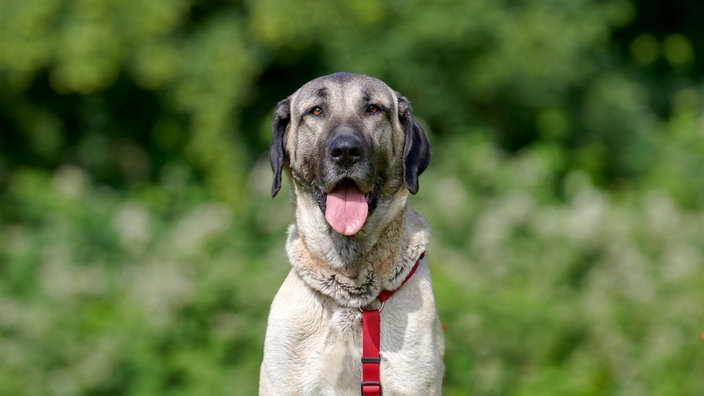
270, 98, 290, 197
397, 95, 431, 194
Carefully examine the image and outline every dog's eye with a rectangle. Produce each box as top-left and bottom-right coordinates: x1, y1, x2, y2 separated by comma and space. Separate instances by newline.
309, 106, 324, 116
367, 104, 384, 114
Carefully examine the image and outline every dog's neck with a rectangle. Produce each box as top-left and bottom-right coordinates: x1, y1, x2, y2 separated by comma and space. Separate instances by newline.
285, 200, 430, 308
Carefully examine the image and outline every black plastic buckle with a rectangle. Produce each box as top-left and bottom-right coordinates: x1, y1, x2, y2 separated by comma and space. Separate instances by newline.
361, 381, 382, 395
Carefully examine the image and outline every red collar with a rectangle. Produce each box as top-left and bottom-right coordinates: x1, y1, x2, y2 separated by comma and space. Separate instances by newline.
360, 252, 424, 396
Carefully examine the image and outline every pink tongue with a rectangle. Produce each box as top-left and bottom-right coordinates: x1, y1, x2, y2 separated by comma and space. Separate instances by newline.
325, 183, 369, 236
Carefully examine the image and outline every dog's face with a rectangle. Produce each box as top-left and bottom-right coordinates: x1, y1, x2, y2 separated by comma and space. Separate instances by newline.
270, 72, 430, 236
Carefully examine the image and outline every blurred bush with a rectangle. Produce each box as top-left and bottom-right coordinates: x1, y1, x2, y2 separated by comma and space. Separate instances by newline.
1, 0, 703, 395
418, 135, 704, 395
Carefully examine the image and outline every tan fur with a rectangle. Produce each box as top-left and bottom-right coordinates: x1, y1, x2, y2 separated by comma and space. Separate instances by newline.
261, 73, 444, 395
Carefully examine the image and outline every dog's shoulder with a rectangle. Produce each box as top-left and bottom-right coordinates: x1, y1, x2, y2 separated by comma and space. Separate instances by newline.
266, 269, 324, 329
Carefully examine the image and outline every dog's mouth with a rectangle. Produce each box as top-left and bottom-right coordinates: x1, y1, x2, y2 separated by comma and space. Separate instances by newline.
314, 178, 380, 236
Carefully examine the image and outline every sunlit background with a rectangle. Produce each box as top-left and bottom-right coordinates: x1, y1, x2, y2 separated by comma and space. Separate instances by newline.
1, 0, 703, 395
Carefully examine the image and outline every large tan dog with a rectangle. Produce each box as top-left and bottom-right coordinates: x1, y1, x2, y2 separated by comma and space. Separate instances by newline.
260, 72, 444, 395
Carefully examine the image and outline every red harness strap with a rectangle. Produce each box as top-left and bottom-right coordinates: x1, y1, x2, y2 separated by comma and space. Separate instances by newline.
361, 252, 424, 396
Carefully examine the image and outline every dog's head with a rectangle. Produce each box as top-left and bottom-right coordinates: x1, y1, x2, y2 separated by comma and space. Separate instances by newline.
270, 72, 430, 236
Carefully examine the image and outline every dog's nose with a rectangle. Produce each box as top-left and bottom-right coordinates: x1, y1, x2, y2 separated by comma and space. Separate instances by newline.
329, 135, 364, 167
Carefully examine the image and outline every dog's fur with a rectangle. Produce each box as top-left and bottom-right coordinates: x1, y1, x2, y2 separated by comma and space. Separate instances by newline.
260, 72, 444, 395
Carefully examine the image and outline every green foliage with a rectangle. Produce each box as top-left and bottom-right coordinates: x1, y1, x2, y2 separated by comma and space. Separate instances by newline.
1, 0, 704, 395
1, 165, 283, 395
419, 135, 704, 395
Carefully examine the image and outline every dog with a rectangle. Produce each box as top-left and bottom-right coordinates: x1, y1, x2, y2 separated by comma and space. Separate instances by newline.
260, 72, 445, 395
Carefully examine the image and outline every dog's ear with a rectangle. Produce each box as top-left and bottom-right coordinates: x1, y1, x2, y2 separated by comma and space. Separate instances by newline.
270, 98, 291, 197
397, 95, 431, 194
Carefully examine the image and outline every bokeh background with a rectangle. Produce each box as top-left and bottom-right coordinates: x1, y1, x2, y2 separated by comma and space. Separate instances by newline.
2, 0, 704, 395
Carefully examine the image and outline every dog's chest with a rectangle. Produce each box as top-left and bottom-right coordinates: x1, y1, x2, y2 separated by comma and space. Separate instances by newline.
308, 304, 431, 395
308, 307, 362, 391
